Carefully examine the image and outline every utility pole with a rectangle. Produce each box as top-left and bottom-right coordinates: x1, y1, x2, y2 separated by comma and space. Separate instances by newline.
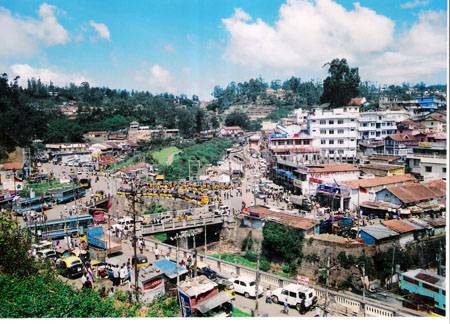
253, 242, 261, 317
324, 255, 330, 317
204, 224, 207, 258
390, 245, 396, 290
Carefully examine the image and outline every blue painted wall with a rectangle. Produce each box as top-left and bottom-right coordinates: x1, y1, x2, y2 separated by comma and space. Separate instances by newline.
399, 275, 446, 310
376, 189, 402, 205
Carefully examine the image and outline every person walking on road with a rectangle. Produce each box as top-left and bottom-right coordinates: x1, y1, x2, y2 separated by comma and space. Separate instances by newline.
265, 287, 272, 304
282, 297, 289, 314
112, 265, 120, 286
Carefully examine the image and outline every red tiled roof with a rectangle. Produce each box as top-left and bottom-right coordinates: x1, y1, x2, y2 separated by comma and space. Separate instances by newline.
247, 206, 318, 231
386, 134, 417, 142
422, 113, 447, 123
423, 179, 446, 197
300, 163, 359, 174
382, 219, 417, 234
387, 181, 444, 204
342, 174, 416, 190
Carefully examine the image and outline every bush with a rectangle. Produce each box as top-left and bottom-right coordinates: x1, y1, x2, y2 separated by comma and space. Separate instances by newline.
282, 264, 291, 274
245, 251, 257, 263
337, 252, 355, 269
259, 258, 271, 272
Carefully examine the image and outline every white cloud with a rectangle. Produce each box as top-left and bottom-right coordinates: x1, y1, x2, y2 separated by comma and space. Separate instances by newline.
221, 0, 447, 84
0, 3, 69, 59
10, 64, 92, 86
163, 43, 175, 53
365, 10, 447, 84
401, 0, 429, 10
133, 64, 176, 93
89, 20, 111, 41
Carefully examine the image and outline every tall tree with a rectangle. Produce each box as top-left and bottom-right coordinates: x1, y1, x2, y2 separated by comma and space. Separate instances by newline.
320, 58, 360, 107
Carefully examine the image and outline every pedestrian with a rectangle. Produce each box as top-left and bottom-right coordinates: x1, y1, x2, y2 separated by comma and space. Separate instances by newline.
108, 287, 115, 299
112, 265, 120, 286
283, 297, 289, 314
265, 287, 272, 304
154, 247, 160, 260
120, 264, 127, 285
138, 239, 143, 254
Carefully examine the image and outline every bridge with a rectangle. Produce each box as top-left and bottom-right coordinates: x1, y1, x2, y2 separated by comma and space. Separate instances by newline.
141, 214, 228, 235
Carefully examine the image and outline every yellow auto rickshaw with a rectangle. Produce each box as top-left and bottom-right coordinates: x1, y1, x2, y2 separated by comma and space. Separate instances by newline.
132, 254, 149, 268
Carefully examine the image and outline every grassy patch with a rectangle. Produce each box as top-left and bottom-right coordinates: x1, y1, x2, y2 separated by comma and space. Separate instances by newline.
153, 233, 167, 242
21, 180, 73, 197
232, 308, 251, 317
151, 146, 181, 166
210, 253, 257, 269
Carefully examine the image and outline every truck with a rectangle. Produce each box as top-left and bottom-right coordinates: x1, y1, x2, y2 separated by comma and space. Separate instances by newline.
87, 227, 122, 255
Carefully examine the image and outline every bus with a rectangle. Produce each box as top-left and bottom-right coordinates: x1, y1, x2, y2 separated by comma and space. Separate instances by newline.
51, 186, 86, 204
13, 196, 53, 215
26, 215, 93, 239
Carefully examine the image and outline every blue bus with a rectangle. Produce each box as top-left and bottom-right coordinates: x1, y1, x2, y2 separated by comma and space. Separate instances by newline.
51, 186, 86, 204
13, 196, 53, 215
26, 215, 93, 239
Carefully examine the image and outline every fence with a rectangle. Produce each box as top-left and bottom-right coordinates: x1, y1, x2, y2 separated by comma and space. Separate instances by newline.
142, 238, 423, 317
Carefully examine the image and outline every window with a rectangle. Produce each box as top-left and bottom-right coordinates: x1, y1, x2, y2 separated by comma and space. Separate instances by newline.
329, 130, 334, 135
362, 123, 368, 127
329, 120, 334, 125
338, 119, 343, 124
321, 140, 326, 145
329, 150, 334, 154
329, 140, 334, 144
320, 129, 326, 134
282, 290, 288, 296
350, 139, 355, 141
402, 276, 419, 286
338, 150, 344, 154
443, 167, 446, 173
425, 166, 432, 173
320, 120, 326, 125
289, 291, 297, 298
338, 140, 344, 144
423, 283, 440, 293
350, 119, 355, 122
338, 129, 344, 134
350, 128, 355, 131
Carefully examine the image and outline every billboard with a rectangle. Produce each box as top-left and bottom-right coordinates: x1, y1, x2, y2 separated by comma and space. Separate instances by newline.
178, 288, 192, 317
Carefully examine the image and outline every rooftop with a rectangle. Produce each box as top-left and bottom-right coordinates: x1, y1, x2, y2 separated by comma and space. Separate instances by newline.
366, 155, 402, 162
386, 180, 446, 204
401, 269, 446, 290
298, 163, 359, 174
360, 163, 404, 171
247, 206, 318, 231
360, 224, 399, 240
382, 219, 417, 234
342, 174, 416, 190
179, 275, 217, 297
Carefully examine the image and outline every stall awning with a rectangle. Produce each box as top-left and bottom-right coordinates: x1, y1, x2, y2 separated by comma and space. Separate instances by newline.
194, 291, 233, 314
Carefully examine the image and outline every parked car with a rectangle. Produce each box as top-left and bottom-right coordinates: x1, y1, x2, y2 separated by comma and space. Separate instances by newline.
229, 276, 263, 298
197, 262, 218, 279
271, 284, 317, 313
36, 248, 58, 261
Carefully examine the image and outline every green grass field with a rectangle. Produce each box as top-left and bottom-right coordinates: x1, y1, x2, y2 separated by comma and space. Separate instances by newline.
151, 146, 181, 166
209, 253, 257, 269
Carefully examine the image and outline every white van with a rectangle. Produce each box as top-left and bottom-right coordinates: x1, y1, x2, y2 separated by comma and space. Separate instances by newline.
229, 276, 263, 298
271, 283, 317, 313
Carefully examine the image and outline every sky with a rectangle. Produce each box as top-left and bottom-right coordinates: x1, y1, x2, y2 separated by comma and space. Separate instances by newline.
0, 0, 447, 99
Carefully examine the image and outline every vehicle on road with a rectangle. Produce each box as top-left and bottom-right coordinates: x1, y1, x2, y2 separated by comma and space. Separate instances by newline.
271, 284, 317, 314
36, 248, 58, 261
56, 256, 84, 279
196, 261, 218, 280
215, 278, 236, 299
214, 205, 230, 216
132, 254, 149, 268
229, 276, 263, 298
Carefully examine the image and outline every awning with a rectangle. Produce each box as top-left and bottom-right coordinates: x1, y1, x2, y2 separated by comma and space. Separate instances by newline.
194, 291, 233, 314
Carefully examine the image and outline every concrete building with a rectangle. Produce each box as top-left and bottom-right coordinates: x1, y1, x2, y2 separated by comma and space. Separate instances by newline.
293, 163, 360, 198
308, 106, 359, 161
399, 269, 446, 313
418, 112, 447, 133
406, 155, 447, 181
384, 134, 418, 156
359, 163, 405, 177
341, 174, 416, 211
219, 126, 244, 137
359, 109, 409, 142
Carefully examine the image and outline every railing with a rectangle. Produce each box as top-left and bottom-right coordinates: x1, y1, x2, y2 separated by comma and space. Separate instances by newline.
141, 214, 226, 235
142, 238, 424, 317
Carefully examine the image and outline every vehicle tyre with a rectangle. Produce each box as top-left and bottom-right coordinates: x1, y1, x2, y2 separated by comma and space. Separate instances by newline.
244, 292, 250, 298
272, 296, 279, 304
296, 303, 302, 311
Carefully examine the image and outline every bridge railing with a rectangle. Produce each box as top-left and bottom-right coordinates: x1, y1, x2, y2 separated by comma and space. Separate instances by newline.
142, 238, 423, 317
141, 214, 226, 234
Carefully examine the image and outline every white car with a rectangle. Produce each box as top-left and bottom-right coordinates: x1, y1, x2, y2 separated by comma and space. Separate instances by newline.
230, 276, 263, 298
271, 284, 318, 313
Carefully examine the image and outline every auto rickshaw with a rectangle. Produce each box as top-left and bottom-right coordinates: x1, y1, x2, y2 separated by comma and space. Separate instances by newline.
132, 254, 149, 268
56, 256, 84, 279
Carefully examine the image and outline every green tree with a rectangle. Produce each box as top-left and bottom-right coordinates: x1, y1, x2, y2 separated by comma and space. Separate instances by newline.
262, 222, 304, 272
320, 58, 360, 107
224, 111, 250, 129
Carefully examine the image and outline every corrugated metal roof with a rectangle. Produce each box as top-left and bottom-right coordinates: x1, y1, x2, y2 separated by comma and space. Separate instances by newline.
360, 224, 399, 240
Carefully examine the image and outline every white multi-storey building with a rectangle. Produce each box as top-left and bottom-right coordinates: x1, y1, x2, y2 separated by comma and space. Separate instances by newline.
308, 106, 360, 160
359, 109, 409, 141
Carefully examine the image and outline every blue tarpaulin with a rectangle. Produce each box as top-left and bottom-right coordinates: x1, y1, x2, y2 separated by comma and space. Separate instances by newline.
154, 259, 188, 279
